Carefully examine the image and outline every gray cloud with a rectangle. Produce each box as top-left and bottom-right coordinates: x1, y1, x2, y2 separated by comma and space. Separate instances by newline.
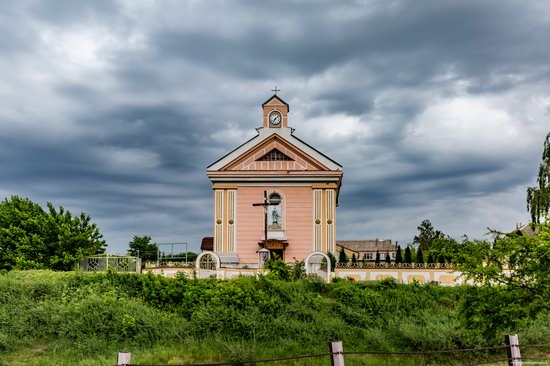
1, 0, 549, 252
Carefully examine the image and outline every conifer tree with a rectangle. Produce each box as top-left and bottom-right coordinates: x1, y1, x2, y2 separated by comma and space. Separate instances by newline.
427, 252, 434, 264
404, 246, 412, 264
416, 247, 424, 264
395, 245, 403, 264
375, 250, 380, 264
385, 251, 391, 264
338, 247, 348, 264
327, 251, 337, 271
527, 132, 550, 223
351, 253, 357, 264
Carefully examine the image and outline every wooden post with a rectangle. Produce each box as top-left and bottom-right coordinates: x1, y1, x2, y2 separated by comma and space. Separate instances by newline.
505, 334, 522, 366
117, 352, 132, 366
328, 341, 345, 366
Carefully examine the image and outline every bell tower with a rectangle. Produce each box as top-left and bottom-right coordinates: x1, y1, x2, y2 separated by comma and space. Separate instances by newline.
262, 92, 289, 129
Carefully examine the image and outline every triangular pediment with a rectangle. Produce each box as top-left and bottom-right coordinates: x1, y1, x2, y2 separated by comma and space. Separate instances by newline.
221, 134, 329, 171
262, 94, 289, 110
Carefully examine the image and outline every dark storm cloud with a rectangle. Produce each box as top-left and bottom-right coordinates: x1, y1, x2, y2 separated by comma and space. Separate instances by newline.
146, 1, 550, 85
0, 0, 549, 250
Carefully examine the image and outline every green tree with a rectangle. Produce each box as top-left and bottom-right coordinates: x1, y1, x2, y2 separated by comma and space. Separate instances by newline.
527, 132, 550, 223
427, 252, 434, 264
430, 235, 465, 265
438, 226, 550, 297
338, 247, 348, 264
416, 247, 424, 264
385, 251, 391, 264
395, 245, 403, 264
44, 203, 106, 270
127, 235, 158, 262
375, 250, 380, 264
351, 253, 357, 264
0, 196, 105, 270
413, 219, 443, 251
404, 246, 412, 264
437, 224, 550, 337
326, 251, 336, 271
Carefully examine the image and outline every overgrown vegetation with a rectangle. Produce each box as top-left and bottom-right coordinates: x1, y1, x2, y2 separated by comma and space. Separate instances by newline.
429, 223, 550, 339
0, 271, 549, 365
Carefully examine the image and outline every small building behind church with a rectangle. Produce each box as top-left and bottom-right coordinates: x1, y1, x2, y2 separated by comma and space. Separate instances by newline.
336, 239, 398, 262
205, 94, 343, 268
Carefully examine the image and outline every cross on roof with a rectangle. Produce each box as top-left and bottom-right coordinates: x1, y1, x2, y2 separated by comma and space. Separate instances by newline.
271, 86, 281, 94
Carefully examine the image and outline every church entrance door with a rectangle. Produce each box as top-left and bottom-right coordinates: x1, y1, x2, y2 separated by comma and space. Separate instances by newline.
263, 240, 287, 261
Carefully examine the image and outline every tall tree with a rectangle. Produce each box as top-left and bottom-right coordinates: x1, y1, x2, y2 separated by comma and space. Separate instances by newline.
427, 252, 435, 264
351, 253, 357, 264
0, 196, 106, 270
413, 219, 444, 251
527, 132, 550, 223
385, 251, 391, 264
375, 250, 380, 264
404, 246, 412, 264
338, 247, 348, 264
127, 235, 158, 262
327, 251, 337, 271
45, 203, 106, 270
395, 245, 403, 264
416, 247, 424, 264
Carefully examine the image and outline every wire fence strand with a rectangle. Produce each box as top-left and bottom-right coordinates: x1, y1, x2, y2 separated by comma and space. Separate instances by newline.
343, 345, 509, 356
120, 343, 550, 366
127, 352, 331, 366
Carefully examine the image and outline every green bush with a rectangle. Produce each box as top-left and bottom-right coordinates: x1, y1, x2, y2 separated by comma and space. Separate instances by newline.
0, 270, 548, 365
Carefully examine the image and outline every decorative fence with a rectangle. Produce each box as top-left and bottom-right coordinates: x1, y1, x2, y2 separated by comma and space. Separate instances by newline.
115, 334, 550, 366
77, 254, 141, 273
335, 262, 455, 269
144, 261, 194, 269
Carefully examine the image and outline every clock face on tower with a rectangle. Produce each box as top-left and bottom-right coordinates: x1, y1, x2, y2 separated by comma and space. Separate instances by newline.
269, 111, 282, 127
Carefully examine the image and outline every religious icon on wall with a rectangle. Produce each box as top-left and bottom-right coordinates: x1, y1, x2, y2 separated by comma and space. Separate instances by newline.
268, 193, 282, 230
272, 209, 280, 225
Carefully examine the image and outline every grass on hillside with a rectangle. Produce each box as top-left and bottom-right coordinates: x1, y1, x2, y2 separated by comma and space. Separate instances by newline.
0, 270, 549, 366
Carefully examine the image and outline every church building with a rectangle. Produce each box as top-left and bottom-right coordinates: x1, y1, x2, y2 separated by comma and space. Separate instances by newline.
206, 93, 343, 267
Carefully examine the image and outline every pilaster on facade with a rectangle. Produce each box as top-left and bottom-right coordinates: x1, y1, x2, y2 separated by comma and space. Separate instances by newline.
213, 187, 237, 253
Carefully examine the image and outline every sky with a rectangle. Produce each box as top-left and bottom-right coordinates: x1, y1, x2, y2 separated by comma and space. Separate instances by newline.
1, 0, 549, 253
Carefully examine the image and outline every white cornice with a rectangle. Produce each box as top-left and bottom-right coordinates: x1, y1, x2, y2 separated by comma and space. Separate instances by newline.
207, 127, 342, 171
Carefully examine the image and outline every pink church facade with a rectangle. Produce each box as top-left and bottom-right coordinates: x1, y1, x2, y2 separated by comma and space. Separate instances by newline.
206, 94, 343, 267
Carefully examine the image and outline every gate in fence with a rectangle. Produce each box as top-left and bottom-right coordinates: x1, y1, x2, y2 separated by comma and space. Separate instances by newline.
305, 251, 331, 282
196, 251, 220, 279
